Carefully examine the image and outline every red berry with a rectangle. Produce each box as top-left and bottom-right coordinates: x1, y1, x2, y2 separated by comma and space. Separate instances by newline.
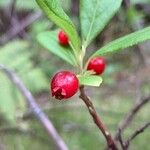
58, 30, 69, 46
51, 71, 79, 100
87, 57, 106, 75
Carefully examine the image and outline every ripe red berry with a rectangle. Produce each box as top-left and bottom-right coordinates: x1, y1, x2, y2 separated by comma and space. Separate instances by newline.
87, 57, 106, 75
58, 30, 69, 46
51, 71, 79, 100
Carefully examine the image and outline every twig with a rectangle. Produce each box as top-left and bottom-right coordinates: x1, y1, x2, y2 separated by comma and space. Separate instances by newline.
0, 11, 42, 45
125, 122, 150, 149
115, 95, 150, 140
79, 86, 118, 150
118, 129, 126, 150
129, 122, 150, 141
0, 64, 68, 150
10, 0, 17, 19
8, 0, 28, 39
123, 0, 130, 8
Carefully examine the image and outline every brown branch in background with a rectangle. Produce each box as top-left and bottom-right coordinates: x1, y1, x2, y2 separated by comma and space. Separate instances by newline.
115, 95, 150, 140
125, 122, 150, 148
0, 11, 42, 45
10, 0, 17, 19
118, 122, 150, 150
122, 0, 130, 8
118, 129, 126, 150
79, 86, 118, 150
0, 64, 68, 150
7, 0, 28, 40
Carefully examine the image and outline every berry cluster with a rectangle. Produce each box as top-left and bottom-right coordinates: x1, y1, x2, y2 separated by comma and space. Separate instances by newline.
51, 31, 106, 100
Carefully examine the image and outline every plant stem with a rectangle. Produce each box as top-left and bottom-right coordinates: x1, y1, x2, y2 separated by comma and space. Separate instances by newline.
79, 86, 118, 150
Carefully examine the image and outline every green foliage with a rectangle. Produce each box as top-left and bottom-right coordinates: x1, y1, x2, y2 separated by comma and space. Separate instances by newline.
80, 0, 122, 47
29, 19, 52, 37
0, 40, 48, 123
37, 30, 77, 66
131, 0, 150, 4
126, 6, 144, 27
35, 0, 150, 89
78, 75, 102, 87
92, 26, 150, 56
0, 0, 38, 10
0, 73, 23, 124
36, 0, 81, 52
0, 130, 52, 150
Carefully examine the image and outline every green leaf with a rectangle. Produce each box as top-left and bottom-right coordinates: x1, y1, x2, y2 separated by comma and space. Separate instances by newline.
92, 26, 150, 56
80, 0, 122, 47
36, 0, 81, 52
78, 75, 102, 87
37, 30, 77, 66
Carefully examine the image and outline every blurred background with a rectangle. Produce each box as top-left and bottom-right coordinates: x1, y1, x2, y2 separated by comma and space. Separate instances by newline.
0, 0, 150, 150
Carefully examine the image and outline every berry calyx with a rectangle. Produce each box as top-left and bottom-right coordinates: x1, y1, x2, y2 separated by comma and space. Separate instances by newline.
51, 71, 79, 100
87, 57, 106, 75
58, 30, 69, 46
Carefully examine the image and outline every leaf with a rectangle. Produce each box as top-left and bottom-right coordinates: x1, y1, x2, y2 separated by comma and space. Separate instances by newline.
37, 30, 77, 66
80, 0, 122, 47
92, 26, 150, 56
78, 75, 102, 87
36, 0, 81, 52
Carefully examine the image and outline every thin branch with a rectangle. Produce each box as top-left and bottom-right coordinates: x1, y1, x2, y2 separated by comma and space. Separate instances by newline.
79, 86, 118, 150
0, 64, 68, 150
125, 122, 150, 149
115, 95, 150, 140
0, 11, 42, 45
123, 0, 130, 8
118, 129, 126, 150
10, 0, 17, 19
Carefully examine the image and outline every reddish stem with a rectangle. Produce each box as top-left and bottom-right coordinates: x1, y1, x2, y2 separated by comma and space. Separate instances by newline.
79, 86, 118, 150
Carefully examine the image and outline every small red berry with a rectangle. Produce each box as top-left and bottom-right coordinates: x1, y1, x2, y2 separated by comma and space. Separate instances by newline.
87, 57, 106, 75
58, 30, 69, 46
51, 71, 79, 100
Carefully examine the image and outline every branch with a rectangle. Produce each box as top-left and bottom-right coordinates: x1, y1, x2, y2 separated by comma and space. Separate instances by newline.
0, 11, 42, 45
118, 122, 150, 150
125, 122, 150, 149
122, 0, 130, 8
9, 0, 17, 19
118, 129, 126, 150
115, 95, 150, 140
79, 86, 118, 150
0, 64, 68, 150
